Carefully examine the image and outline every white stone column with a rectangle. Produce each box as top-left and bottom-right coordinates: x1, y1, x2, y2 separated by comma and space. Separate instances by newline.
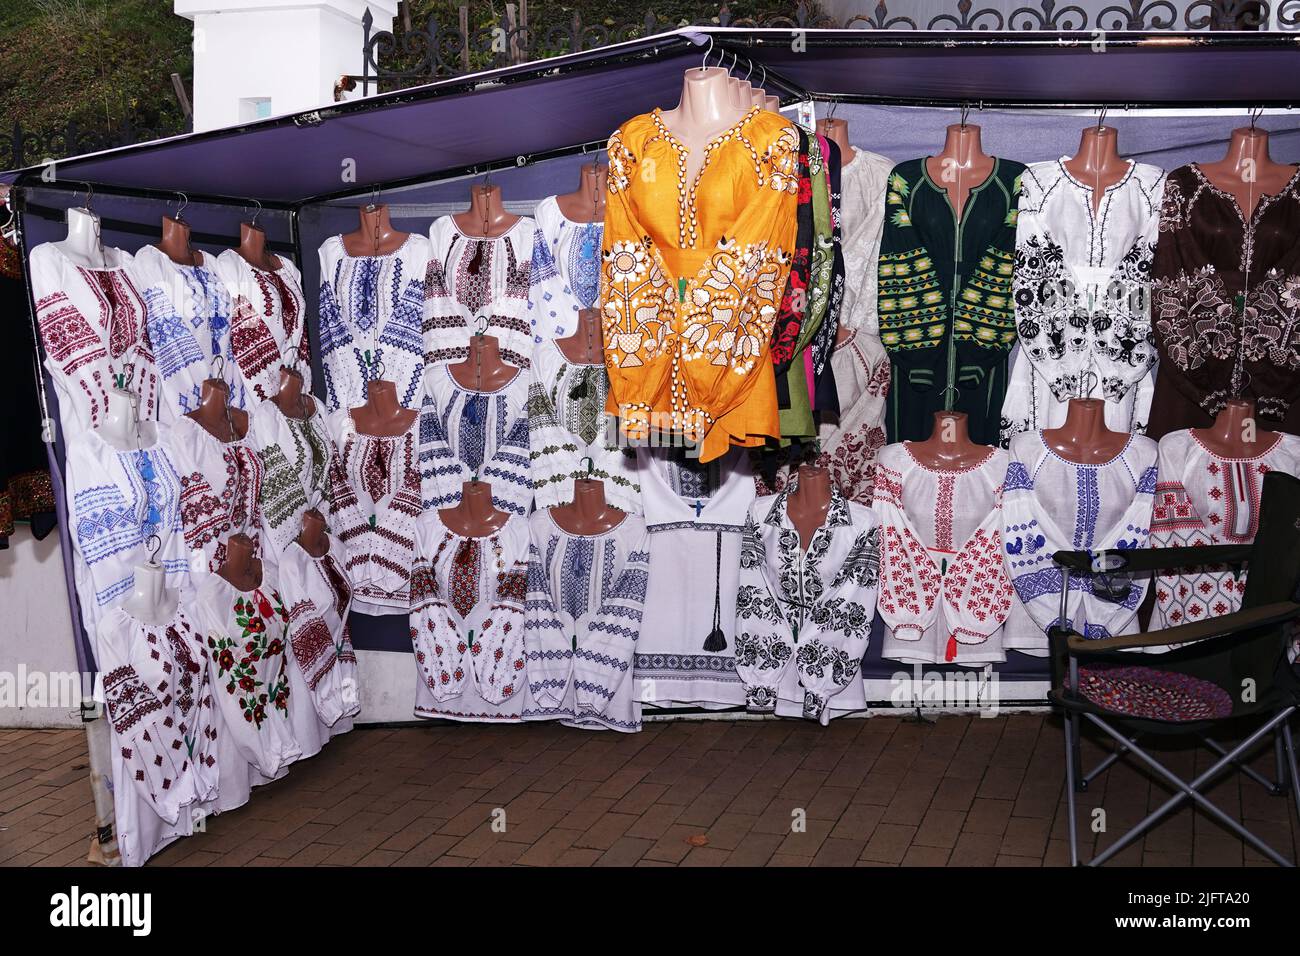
175, 0, 399, 132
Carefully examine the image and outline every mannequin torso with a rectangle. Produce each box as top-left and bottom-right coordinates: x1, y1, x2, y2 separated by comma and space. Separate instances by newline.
271, 366, 314, 420
925, 123, 995, 220
122, 562, 179, 625
217, 532, 262, 592
815, 117, 855, 167
96, 386, 153, 451
349, 378, 417, 437
550, 478, 626, 535
554, 163, 607, 224
236, 221, 281, 272
905, 411, 994, 470
555, 309, 603, 366
156, 215, 201, 266
55, 207, 107, 269
186, 377, 248, 442
1191, 399, 1280, 459
448, 334, 519, 393
342, 202, 409, 256
452, 183, 519, 238
1198, 127, 1299, 218
657, 66, 751, 184
787, 463, 833, 550
439, 479, 511, 536
1063, 126, 1131, 214
1042, 398, 1130, 464
297, 508, 330, 559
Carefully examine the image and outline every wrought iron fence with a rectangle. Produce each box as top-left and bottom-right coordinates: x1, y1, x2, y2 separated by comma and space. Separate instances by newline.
360, 0, 1300, 93
3, 118, 185, 173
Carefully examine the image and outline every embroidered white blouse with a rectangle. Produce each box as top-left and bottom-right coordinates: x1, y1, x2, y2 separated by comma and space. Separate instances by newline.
130, 245, 245, 423
418, 364, 532, 517
735, 485, 881, 724
1002, 431, 1158, 649
523, 510, 651, 732
167, 414, 265, 575
634, 448, 756, 709
424, 216, 536, 369
30, 242, 159, 434
527, 338, 640, 512
872, 442, 1021, 667
317, 233, 431, 412
279, 535, 361, 727
194, 573, 301, 778
527, 195, 603, 341
838, 148, 896, 335
1003, 160, 1165, 442
1151, 429, 1300, 630
324, 410, 423, 615
249, 398, 340, 557
213, 250, 310, 404
408, 510, 531, 721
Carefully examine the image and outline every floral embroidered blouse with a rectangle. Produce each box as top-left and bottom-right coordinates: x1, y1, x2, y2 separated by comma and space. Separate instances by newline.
214, 250, 310, 404
527, 195, 603, 341
1150, 163, 1300, 436
600, 106, 801, 462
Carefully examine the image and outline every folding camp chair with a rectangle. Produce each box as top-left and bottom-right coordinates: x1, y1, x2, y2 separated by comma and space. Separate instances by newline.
1047, 469, 1300, 867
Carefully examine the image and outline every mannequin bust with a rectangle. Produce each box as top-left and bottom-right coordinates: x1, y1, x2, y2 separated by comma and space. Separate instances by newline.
186, 376, 248, 442
763, 93, 780, 113
555, 163, 607, 224
57, 206, 107, 269
156, 215, 201, 267
556, 308, 603, 366
453, 182, 519, 238
728, 72, 754, 113
550, 477, 626, 535
342, 201, 408, 257
1042, 398, 1130, 464
298, 508, 330, 559
1198, 125, 1299, 217
926, 121, 995, 220
1192, 399, 1280, 459
271, 365, 313, 420
658, 65, 750, 184
217, 532, 262, 592
906, 411, 993, 470
236, 221, 280, 272
123, 560, 179, 626
349, 378, 417, 437
1064, 124, 1131, 214
449, 334, 519, 393
816, 117, 855, 167
96, 387, 152, 452
787, 463, 833, 551
439, 479, 511, 536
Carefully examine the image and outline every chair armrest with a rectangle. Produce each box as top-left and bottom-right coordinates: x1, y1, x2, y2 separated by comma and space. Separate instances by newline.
1052, 544, 1254, 575
1065, 601, 1300, 654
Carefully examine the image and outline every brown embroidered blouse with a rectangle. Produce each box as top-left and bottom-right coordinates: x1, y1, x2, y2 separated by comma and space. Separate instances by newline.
1149, 163, 1300, 438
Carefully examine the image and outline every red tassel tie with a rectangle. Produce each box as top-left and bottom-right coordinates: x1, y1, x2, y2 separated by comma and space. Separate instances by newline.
945, 635, 958, 663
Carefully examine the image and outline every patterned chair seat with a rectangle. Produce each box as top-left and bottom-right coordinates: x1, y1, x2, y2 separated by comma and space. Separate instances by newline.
1077, 663, 1234, 722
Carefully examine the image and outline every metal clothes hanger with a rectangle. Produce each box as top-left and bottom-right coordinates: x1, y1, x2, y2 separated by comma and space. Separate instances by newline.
175, 191, 189, 223
700, 34, 714, 72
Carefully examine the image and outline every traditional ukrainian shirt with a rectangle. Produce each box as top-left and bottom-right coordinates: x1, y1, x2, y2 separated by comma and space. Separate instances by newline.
424, 216, 535, 369
527, 195, 602, 341
130, 245, 244, 423
99, 605, 219, 829
1003, 159, 1164, 442
317, 233, 431, 412
249, 398, 339, 556
279, 534, 360, 727
522, 510, 651, 732
1002, 431, 1158, 648
65, 424, 190, 626
194, 573, 300, 778
418, 364, 532, 517
734, 484, 881, 724
840, 148, 896, 335
601, 108, 801, 462
325, 410, 422, 615
408, 511, 530, 721
1150, 429, 1300, 630
30, 242, 158, 433
167, 415, 265, 575
633, 448, 756, 708
214, 250, 310, 404
871, 442, 1020, 666
527, 338, 640, 512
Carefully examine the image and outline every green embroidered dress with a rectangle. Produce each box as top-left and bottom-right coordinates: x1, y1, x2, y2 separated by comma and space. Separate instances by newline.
876, 157, 1024, 444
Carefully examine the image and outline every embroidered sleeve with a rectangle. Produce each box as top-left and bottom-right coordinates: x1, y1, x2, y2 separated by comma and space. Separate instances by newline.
480, 413, 533, 517
574, 542, 649, 717
470, 555, 528, 705
733, 512, 794, 712
942, 491, 1015, 660
770, 130, 812, 367
870, 461, 942, 641
257, 439, 309, 556
316, 252, 348, 413
523, 537, 571, 709
66, 442, 135, 616
527, 223, 573, 337
325, 434, 371, 583
954, 173, 1021, 367
408, 545, 468, 702
877, 166, 942, 362
841, 158, 891, 335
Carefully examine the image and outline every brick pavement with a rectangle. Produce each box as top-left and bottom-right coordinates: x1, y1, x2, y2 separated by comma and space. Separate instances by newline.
2, 714, 1297, 867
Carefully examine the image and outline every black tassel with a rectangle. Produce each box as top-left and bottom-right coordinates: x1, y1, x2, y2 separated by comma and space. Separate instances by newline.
703, 530, 727, 651
703, 626, 727, 652
467, 240, 485, 276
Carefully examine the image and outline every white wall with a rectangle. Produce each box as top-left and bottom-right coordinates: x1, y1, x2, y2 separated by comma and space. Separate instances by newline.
175, 0, 399, 132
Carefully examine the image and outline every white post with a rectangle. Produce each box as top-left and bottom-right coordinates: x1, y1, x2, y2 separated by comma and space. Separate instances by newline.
175, 0, 400, 132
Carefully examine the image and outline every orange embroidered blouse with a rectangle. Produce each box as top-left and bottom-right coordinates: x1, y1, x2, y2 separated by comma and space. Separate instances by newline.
600, 106, 801, 462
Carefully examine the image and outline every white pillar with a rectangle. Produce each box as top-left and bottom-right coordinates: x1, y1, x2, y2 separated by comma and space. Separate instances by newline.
175, 0, 399, 132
